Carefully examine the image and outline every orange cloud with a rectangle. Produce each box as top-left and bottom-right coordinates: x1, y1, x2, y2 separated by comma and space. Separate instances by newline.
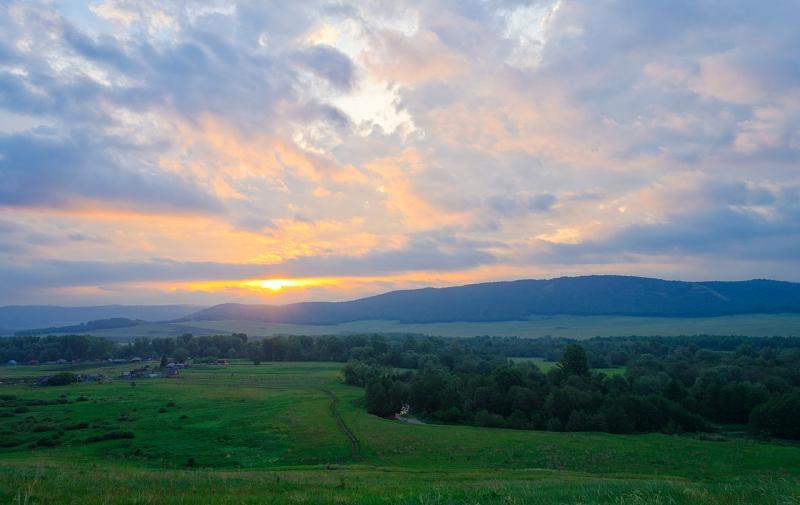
363, 148, 466, 229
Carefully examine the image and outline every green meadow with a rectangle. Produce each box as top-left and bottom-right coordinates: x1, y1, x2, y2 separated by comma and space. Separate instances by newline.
509, 356, 627, 376
44, 313, 800, 340
1, 361, 799, 504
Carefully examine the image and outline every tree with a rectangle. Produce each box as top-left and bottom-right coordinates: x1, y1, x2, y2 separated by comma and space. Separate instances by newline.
365, 376, 403, 417
558, 344, 589, 376
365, 379, 389, 416
46, 373, 78, 386
173, 348, 189, 363
160, 355, 168, 368
750, 393, 800, 439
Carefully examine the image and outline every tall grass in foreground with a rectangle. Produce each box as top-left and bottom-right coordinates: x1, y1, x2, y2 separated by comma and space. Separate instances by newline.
2, 465, 799, 505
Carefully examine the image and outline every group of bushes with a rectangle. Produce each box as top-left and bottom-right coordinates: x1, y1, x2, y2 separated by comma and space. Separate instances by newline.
85, 431, 135, 444
0, 392, 141, 450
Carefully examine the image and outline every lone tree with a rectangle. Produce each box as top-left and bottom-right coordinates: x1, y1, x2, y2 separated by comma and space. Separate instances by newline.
558, 343, 589, 376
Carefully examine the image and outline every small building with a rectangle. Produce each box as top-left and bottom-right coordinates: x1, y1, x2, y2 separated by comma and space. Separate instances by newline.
215, 359, 228, 365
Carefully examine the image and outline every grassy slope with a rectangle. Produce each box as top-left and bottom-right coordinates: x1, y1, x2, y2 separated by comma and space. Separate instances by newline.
0, 361, 798, 504
59, 313, 800, 340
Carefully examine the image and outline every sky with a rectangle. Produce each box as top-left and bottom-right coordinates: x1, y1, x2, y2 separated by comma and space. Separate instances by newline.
0, 0, 798, 306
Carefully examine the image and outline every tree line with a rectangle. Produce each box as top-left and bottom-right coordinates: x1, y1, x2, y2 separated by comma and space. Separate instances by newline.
343, 336, 800, 440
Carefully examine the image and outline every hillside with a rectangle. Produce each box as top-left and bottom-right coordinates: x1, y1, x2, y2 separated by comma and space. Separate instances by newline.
12, 317, 140, 336
0, 305, 203, 334
186, 276, 800, 324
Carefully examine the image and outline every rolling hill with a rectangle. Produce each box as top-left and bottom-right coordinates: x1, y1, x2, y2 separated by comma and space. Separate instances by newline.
0, 304, 203, 334
185, 275, 800, 325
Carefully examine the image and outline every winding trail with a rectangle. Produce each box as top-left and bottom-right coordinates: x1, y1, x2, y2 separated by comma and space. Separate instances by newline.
321, 388, 361, 461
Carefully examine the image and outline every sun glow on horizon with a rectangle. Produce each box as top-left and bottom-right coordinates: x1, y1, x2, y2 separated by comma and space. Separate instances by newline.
172, 277, 338, 298
241, 278, 330, 292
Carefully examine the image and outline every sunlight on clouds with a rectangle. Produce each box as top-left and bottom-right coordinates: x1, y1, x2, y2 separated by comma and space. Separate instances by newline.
499, 0, 562, 69
333, 80, 415, 136
2, 0, 798, 305
304, 19, 416, 136
223, 278, 333, 293
537, 227, 583, 244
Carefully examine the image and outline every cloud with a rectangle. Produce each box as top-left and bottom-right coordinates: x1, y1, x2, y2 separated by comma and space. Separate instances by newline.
0, 234, 497, 302
533, 182, 800, 264
295, 44, 356, 90
487, 193, 557, 217
0, 0, 799, 304
0, 131, 221, 212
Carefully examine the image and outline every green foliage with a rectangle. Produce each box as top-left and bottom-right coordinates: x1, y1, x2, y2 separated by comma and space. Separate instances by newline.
84, 431, 135, 443
343, 335, 800, 438
750, 392, 800, 439
558, 343, 589, 376
45, 372, 78, 386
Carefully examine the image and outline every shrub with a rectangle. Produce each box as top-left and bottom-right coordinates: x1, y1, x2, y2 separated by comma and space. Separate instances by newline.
0, 437, 22, 447
85, 431, 135, 443
45, 373, 78, 386
35, 437, 60, 447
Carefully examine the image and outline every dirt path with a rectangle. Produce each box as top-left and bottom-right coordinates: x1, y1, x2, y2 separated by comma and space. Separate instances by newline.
321, 388, 361, 461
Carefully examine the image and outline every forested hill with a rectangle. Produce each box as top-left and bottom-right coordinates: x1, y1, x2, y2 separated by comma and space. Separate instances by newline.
186, 276, 800, 324
0, 305, 202, 333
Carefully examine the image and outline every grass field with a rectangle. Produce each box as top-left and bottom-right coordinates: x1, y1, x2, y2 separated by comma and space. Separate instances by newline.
1, 361, 799, 504
509, 356, 627, 376
35, 313, 800, 341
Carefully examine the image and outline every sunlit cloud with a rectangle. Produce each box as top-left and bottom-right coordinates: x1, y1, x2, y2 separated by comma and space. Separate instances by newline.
0, 0, 798, 305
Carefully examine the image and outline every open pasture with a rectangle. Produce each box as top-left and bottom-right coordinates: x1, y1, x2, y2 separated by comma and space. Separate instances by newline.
0, 361, 799, 504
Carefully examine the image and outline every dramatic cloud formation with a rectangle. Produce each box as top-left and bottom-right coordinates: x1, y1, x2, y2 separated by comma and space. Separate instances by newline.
0, 0, 798, 304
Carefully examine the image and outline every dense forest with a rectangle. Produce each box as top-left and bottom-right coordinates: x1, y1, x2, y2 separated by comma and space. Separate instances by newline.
340, 335, 800, 440
2, 332, 799, 439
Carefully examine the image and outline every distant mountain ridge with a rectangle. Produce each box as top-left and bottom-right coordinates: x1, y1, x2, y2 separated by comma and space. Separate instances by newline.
184, 276, 800, 325
0, 305, 203, 334
13, 317, 140, 336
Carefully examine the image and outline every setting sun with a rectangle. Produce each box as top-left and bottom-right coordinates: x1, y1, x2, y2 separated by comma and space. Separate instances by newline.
240, 278, 330, 292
